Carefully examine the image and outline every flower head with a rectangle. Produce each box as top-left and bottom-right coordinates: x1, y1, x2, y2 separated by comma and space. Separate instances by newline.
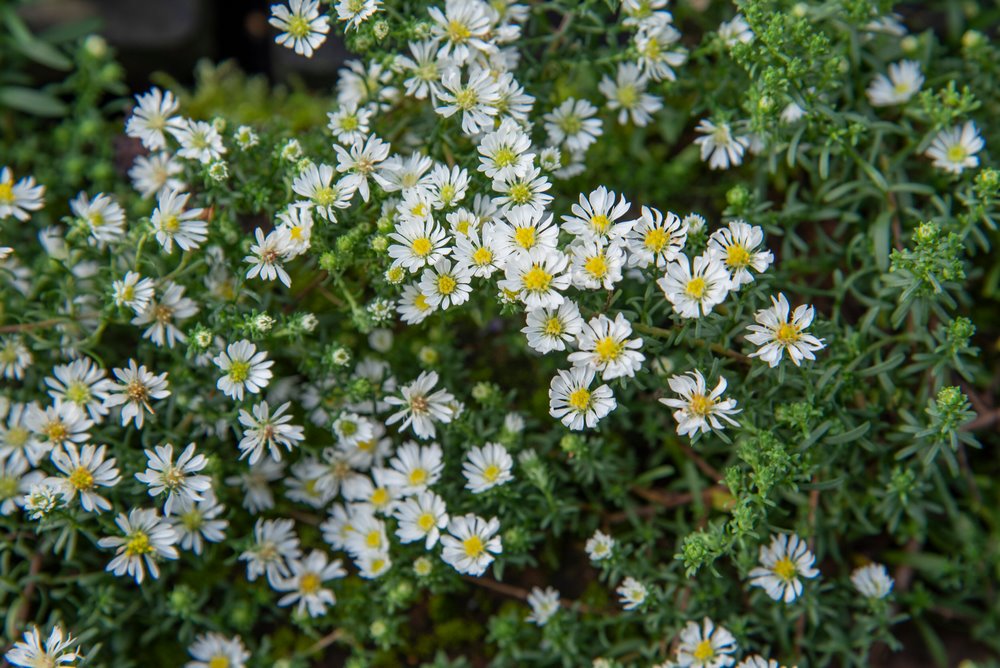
748, 533, 820, 603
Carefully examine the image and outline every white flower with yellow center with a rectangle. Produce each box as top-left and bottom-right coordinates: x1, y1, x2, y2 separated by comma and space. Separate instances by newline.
152, 188, 207, 254
694, 119, 750, 170
129, 152, 185, 199
0, 336, 32, 381
544, 97, 604, 153
0, 166, 45, 222
291, 163, 354, 221
239, 517, 302, 587
319, 502, 357, 551
660, 369, 740, 436
24, 402, 92, 450
398, 39, 448, 100
495, 207, 559, 257
674, 617, 738, 668
131, 281, 200, 348
925, 121, 984, 174
70, 191, 126, 247
527, 586, 561, 626
103, 359, 170, 428
385, 370, 456, 439
562, 186, 633, 243
275, 550, 346, 617
5, 625, 80, 668
328, 101, 373, 145
586, 529, 614, 561
125, 87, 180, 150
97, 508, 179, 584
0, 403, 48, 468
334, 134, 391, 202
429, 163, 470, 209
453, 223, 510, 278
214, 339, 274, 401
170, 490, 228, 555
570, 238, 627, 291
226, 459, 283, 513
477, 118, 535, 181
356, 550, 393, 579
748, 533, 819, 603
745, 293, 826, 367
851, 563, 894, 599
135, 442, 212, 515
344, 506, 390, 556
616, 576, 648, 610
44, 357, 113, 423
397, 187, 436, 224
625, 206, 687, 269
419, 258, 474, 310
440, 513, 502, 576
287, 457, 336, 509
169, 119, 227, 164
378, 151, 434, 193
463, 442, 514, 493
238, 400, 305, 464
569, 313, 645, 380
388, 218, 452, 273
48, 443, 120, 513
706, 220, 773, 287
435, 66, 502, 136
112, 271, 156, 315
245, 226, 294, 288
867, 60, 924, 107
548, 367, 617, 431
634, 22, 687, 82
428, 0, 494, 65
499, 247, 571, 312
384, 441, 444, 495
398, 282, 436, 325
522, 299, 584, 354
336, 0, 381, 31
185, 633, 250, 668
658, 253, 731, 319
394, 490, 449, 548
599, 62, 663, 127
269, 0, 330, 58
275, 205, 314, 256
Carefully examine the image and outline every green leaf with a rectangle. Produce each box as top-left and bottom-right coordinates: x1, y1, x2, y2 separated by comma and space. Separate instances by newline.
0, 86, 68, 116
825, 421, 870, 445
3, 11, 72, 70
872, 210, 892, 272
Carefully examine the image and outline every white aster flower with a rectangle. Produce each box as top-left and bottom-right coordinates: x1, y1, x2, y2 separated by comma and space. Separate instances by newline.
385, 371, 455, 439
543, 97, 603, 153
548, 367, 616, 431
275, 550, 347, 617
397, 283, 436, 325
522, 299, 584, 354
748, 533, 820, 603
463, 442, 514, 493
131, 281, 199, 348
0, 166, 45, 222
477, 118, 535, 181
706, 220, 773, 287
97, 508, 179, 584
135, 442, 212, 515
527, 586, 560, 626
327, 102, 373, 145
569, 313, 645, 380
335, 135, 392, 202
170, 490, 228, 555
617, 576, 648, 610
867, 60, 924, 107
227, 459, 284, 513
336, 58, 398, 109
453, 223, 510, 277
660, 369, 740, 437
112, 271, 156, 315
5, 625, 79, 668
440, 513, 502, 576
291, 163, 353, 222
48, 443, 120, 513
270, 0, 330, 57
495, 207, 559, 256
925, 121, 984, 174
586, 529, 614, 561
388, 218, 452, 273
378, 151, 434, 194
343, 505, 391, 556
398, 39, 448, 100
356, 550, 393, 579
851, 562, 894, 599
0, 458, 45, 516
276, 205, 314, 256
694, 119, 750, 170
245, 226, 294, 288
384, 441, 444, 495
429, 163, 470, 209
185, 633, 249, 668
336, 0, 381, 31
658, 253, 731, 319
625, 206, 687, 269
718, 13, 754, 47
675, 618, 738, 668
634, 22, 687, 82
0, 403, 48, 468
0, 336, 32, 380
240, 517, 302, 587
44, 357, 113, 423
103, 359, 170, 428
394, 490, 449, 549
24, 402, 92, 450
152, 188, 207, 253
435, 66, 502, 136
780, 101, 806, 124
125, 87, 181, 150
129, 152, 185, 198
599, 62, 663, 127
70, 191, 126, 247
499, 247, 571, 311
570, 238, 626, 291
745, 293, 826, 367
562, 186, 633, 243
428, 0, 494, 65
170, 119, 226, 164
418, 258, 474, 310
214, 339, 274, 401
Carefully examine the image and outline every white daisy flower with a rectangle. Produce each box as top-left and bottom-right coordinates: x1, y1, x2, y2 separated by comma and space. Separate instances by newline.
336, 0, 381, 31
706, 220, 773, 287
275, 550, 346, 617
657, 253, 731, 319
570, 238, 626, 291
718, 13, 754, 46
70, 191, 126, 247
499, 247, 572, 311
748, 533, 820, 603
0, 403, 48, 468
617, 576, 648, 610
440, 513, 502, 576
245, 226, 294, 288
548, 367, 617, 431
867, 60, 924, 107
291, 163, 353, 222
44, 357, 113, 423
397, 283, 436, 324
97, 508, 179, 584
214, 340, 274, 401
562, 186, 633, 243
435, 66, 502, 136
851, 563, 894, 599
527, 586, 560, 626
735, 656, 781, 668
453, 223, 510, 278
128, 152, 185, 199
493, 70, 535, 122
625, 206, 687, 269
125, 87, 181, 150
585, 529, 614, 561
103, 359, 170, 428
634, 22, 687, 81
152, 188, 207, 253
568, 313, 645, 380
925, 121, 984, 174
327, 102, 373, 145
0, 336, 32, 380
276, 205, 314, 256
428, 163, 470, 209
170, 490, 228, 555
745, 293, 826, 367
378, 152, 434, 194
0, 166, 45, 221
336, 58, 398, 109
396, 188, 436, 226
269, 0, 330, 58
394, 490, 449, 549
418, 258, 474, 310
332, 412, 373, 449
522, 299, 585, 354
227, 460, 284, 513
344, 506, 390, 555
495, 207, 559, 257
169, 119, 226, 164
385, 370, 455, 439
0, 458, 44, 516
428, 0, 494, 65
112, 271, 156, 315
5, 625, 79, 668
543, 98, 603, 153
24, 402, 92, 450
477, 118, 535, 181
334, 134, 392, 202
356, 550, 393, 579
131, 281, 199, 348
48, 443, 120, 513
383, 441, 444, 495
135, 442, 212, 515
388, 218, 452, 273
397, 39, 448, 100
185, 633, 250, 668
462, 442, 514, 493
674, 617, 738, 668
660, 369, 741, 437
599, 62, 663, 127
240, 517, 302, 587
694, 119, 750, 170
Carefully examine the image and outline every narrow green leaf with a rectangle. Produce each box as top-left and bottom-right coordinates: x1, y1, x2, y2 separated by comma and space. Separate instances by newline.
0, 86, 68, 116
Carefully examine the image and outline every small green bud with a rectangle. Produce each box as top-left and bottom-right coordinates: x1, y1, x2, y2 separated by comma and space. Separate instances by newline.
370, 235, 388, 252
370, 620, 388, 639
319, 251, 340, 272
962, 30, 985, 49
471, 381, 495, 402
83, 34, 108, 58
418, 345, 439, 366
726, 185, 750, 209
900, 35, 918, 54
373, 20, 390, 40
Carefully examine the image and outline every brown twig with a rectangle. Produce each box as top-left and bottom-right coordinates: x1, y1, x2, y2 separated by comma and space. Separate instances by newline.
677, 441, 724, 482
15, 552, 43, 626
0, 318, 69, 334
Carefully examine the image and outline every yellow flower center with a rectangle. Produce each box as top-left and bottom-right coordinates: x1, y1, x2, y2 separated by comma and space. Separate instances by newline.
693, 639, 715, 662
774, 556, 798, 581
454, 88, 479, 110
5, 426, 29, 447
643, 39, 661, 60
439, 184, 456, 204
568, 387, 591, 411
513, 226, 536, 249
462, 535, 485, 558
0, 181, 13, 204
417, 512, 436, 532
126, 379, 149, 403
584, 255, 608, 278
522, 266, 553, 292
688, 393, 714, 417
208, 656, 230, 668
161, 214, 180, 233
287, 14, 312, 39
409, 468, 428, 486
685, 277, 707, 299
594, 336, 624, 362
471, 246, 493, 266
725, 243, 751, 268
300, 571, 322, 594
69, 466, 94, 491
893, 81, 911, 95
775, 322, 801, 345
314, 186, 337, 207
357, 438, 375, 452
125, 531, 153, 556
65, 382, 92, 405
559, 115, 583, 135
508, 183, 532, 204
181, 509, 203, 530
365, 529, 383, 549
482, 464, 501, 482
411, 237, 433, 257
45, 421, 68, 444
371, 488, 390, 507
436, 274, 457, 295
340, 420, 358, 436
590, 214, 610, 233
340, 115, 359, 131
543, 316, 563, 336
454, 219, 472, 235
228, 360, 251, 383
946, 144, 967, 163
494, 147, 516, 167
617, 84, 639, 108
447, 19, 471, 42
414, 294, 431, 311
644, 228, 668, 252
